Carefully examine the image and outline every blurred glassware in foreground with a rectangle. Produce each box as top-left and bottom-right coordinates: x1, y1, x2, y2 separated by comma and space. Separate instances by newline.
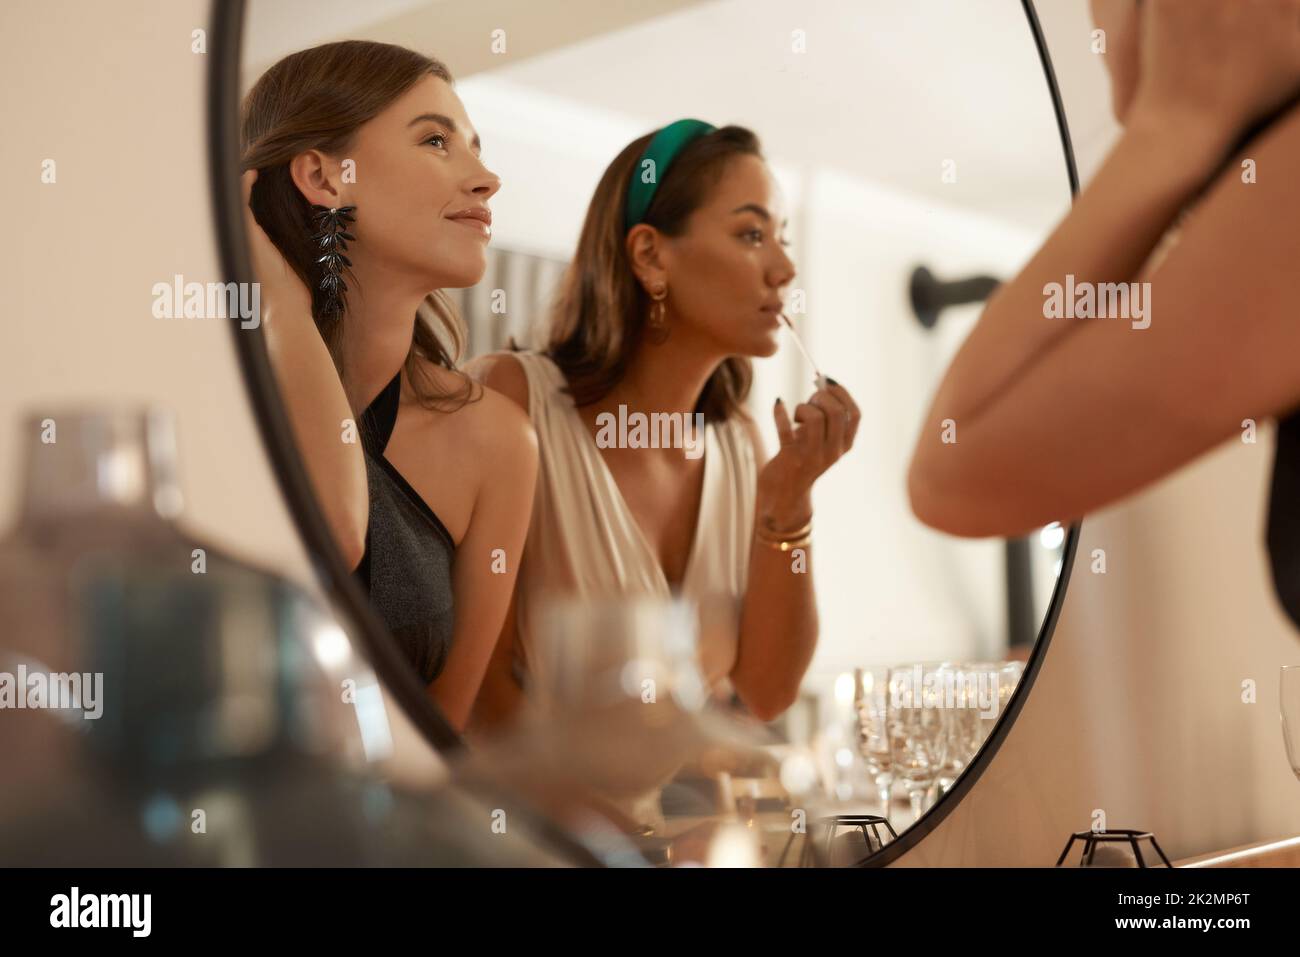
0, 407, 573, 865
458, 594, 772, 864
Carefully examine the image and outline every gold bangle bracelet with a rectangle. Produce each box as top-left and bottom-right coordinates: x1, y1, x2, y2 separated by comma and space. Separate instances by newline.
758, 533, 812, 552
755, 516, 813, 551
757, 516, 812, 539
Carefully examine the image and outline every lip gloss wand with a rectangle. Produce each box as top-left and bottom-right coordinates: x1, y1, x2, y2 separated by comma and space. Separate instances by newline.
779, 312, 828, 390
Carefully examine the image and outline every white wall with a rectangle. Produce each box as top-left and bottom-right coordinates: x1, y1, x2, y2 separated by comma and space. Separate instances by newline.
799, 170, 1046, 687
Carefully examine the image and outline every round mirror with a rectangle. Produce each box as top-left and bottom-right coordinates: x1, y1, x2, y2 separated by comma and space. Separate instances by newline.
213, 0, 1079, 865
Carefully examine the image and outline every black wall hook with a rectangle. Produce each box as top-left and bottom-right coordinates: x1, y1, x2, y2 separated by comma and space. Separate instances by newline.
909, 265, 1001, 330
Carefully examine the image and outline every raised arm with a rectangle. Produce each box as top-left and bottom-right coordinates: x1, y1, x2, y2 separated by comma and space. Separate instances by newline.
732, 382, 859, 721
243, 169, 369, 569
907, 0, 1300, 538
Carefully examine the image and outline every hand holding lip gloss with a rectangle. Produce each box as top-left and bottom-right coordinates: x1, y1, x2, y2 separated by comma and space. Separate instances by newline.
760, 314, 860, 538
764, 311, 859, 499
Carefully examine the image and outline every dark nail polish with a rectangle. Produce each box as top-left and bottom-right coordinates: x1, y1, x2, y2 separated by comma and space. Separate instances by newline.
826, 377, 839, 386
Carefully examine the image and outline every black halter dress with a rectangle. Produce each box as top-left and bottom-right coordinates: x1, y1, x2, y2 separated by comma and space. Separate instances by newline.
1267, 412, 1300, 629
354, 370, 456, 683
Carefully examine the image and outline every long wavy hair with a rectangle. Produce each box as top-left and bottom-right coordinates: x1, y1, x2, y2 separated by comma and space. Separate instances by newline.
240, 40, 472, 413
541, 125, 762, 423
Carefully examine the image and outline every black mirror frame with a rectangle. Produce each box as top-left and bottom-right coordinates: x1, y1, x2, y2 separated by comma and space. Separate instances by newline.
207, 0, 1080, 868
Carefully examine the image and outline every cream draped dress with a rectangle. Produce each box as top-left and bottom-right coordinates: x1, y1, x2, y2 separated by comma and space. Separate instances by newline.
506, 350, 758, 831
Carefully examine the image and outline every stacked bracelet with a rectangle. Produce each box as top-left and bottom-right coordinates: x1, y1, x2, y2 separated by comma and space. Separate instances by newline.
755, 517, 813, 551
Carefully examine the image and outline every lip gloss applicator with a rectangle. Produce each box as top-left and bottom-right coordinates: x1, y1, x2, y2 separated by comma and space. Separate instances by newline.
779, 312, 828, 390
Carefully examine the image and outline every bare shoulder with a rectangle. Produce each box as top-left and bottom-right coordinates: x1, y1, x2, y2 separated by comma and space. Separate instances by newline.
471, 378, 538, 470
442, 363, 536, 465
404, 361, 536, 465
462, 350, 530, 415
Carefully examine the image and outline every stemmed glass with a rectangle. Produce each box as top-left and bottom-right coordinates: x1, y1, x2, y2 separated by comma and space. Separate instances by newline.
998, 660, 1024, 710
853, 659, 1025, 827
853, 667, 894, 817
966, 660, 1019, 747
935, 663, 979, 794
888, 664, 949, 822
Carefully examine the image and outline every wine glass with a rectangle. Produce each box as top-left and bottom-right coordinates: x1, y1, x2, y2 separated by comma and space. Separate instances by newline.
853, 667, 894, 816
888, 664, 949, 822
935, 662, 978, 794
966, 661, 1008, 747
998, 660, 1024, 710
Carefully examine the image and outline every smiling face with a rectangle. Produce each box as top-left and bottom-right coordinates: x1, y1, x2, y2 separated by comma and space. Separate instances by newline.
292, 73, 500, 292
651, 153, 797, 358
1091, 0, 1141, 125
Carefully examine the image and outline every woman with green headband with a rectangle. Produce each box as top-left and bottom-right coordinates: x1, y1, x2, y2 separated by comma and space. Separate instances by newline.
469, 120, 860, 829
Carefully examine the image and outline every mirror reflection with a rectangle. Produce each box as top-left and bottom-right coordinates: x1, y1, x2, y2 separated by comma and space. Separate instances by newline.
238, 0, 1074, 865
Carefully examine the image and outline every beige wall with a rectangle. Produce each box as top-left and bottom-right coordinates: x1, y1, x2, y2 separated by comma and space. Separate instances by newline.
0, 0, 313, 585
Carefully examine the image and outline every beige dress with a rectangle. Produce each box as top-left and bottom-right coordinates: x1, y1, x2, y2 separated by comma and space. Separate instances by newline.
508, 350, 758, 830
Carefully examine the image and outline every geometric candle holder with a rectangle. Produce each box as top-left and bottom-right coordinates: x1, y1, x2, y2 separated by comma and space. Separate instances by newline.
1055, 828, 1174, 867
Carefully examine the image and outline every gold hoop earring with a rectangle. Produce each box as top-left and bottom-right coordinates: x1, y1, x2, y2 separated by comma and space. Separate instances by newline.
647, 281, 669, 344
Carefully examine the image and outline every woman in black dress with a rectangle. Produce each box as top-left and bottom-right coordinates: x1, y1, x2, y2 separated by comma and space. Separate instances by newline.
240, 41, 537, 730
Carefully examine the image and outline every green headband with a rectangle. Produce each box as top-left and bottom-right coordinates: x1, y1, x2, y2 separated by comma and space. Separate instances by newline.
624, 118, 718, 232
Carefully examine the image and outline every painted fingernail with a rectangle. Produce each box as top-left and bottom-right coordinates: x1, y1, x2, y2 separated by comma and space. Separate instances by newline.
774, 398, 783, 408
826, 377, 839, 386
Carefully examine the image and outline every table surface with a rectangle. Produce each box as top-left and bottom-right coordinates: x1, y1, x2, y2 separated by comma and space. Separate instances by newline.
658, 795, 919, 866
1174, 834, 1300, 868
660, 801, 1300, 867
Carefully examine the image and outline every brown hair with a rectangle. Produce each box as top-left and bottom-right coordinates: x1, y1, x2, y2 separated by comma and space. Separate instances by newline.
542, 125, 761, 423
240, 40, 472, 413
